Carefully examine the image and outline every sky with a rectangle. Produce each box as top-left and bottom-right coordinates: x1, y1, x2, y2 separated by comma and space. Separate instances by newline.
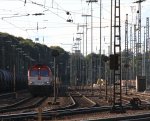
0, 0, 150, 55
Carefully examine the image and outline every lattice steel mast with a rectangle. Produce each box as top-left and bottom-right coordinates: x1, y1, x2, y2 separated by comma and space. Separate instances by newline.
111, 0, 124, 111
134, 0, 146, 76
146, 18, 149, 54
146, 17, 150, 88
134, 24, 137, 77
125, 14, 129, 95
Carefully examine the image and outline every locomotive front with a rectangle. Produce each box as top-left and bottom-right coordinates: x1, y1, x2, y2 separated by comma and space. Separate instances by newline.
28, 64, 53, 96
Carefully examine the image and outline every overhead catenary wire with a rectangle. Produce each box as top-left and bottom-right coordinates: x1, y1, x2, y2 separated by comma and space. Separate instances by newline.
0, 0, 149, 54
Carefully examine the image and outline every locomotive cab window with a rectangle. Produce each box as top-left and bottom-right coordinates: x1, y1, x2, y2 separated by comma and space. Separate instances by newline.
30, 70, 39, 77
40, 70, 49, 77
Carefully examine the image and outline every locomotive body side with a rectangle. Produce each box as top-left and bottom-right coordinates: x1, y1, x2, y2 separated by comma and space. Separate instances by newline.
28, 64, 53, 96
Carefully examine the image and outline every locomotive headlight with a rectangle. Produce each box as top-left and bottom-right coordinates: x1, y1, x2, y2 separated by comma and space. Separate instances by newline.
29, 81, 33, 84
44, 82, 50, 84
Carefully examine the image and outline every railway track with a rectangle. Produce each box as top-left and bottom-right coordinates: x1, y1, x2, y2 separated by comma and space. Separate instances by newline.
0, 90, 32, 107
1, 89, 150, 120
0, 97, 47, 113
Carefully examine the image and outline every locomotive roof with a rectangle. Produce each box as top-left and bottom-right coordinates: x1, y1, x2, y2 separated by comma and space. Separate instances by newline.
30, 64, 50, 69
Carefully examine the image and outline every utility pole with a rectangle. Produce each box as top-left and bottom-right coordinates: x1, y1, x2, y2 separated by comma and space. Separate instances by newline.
134, 24, 137, 78
52, 0, 54, 8
124, 14, 129, 95
78, 25, 86, 55
109, 0, 113, 101
146, 17, 149, 56
142, 27, 146, 76
70, 37, 74, 86
110, 0, 113, 55
79, 25, 86, 87
134, 0, 146, 76
77, 24, 86, 87
51, 49, 59, 104
130, 26, 134, 80
99, 0, 102, 95
82, 14, 91, 85
146, 17, 149, 89
82, 15, 91, 56
130, 7, 133, 80
86, 0, 98, 94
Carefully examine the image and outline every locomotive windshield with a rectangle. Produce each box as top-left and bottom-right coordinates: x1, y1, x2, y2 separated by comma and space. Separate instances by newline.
30, 68, 49, 77
40, 70, 49, 77
30, 70, 38, 77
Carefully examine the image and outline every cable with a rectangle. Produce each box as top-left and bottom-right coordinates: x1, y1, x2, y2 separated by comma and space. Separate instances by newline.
1, 18, 26, 31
